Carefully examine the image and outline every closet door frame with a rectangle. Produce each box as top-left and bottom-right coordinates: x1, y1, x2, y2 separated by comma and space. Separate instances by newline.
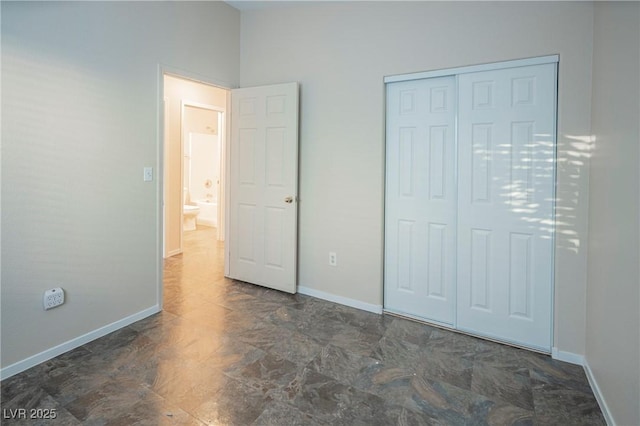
383, 55, 559, 352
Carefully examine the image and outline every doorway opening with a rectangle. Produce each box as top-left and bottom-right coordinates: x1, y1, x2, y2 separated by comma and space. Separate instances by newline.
160, 76, 300, 309
162, 74, 229, 259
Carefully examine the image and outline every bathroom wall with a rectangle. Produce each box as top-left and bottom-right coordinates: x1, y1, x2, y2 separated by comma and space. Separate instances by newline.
187, 132, 220, 204
1, 1, 239, 373
164, 76, 228, 256
183, 106, 221, 204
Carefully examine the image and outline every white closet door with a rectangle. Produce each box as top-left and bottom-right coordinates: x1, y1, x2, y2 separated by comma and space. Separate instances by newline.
385, 76, 457, 325
456, 64, 556, 351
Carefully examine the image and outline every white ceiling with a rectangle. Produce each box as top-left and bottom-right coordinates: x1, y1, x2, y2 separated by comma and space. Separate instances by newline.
224, 1, 297, 12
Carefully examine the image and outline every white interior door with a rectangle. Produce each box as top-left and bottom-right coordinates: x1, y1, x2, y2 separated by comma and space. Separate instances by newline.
456, 64, 556, 351
385, 76, 457, 325
228, 82, 299, 294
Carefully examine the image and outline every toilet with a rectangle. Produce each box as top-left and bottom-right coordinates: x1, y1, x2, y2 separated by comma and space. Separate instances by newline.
183, 188, 200, 231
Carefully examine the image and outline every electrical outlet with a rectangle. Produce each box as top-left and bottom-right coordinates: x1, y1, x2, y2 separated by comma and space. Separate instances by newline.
143, 167, 153, 182
329, 252, 337, 266
43, 287, 65, 310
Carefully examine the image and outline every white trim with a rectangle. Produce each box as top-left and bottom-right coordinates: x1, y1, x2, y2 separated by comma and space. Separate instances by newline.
160, 63, 236, 91
584, 360, 616, 426
157, 68, 166, 309
298, 286, 383, 314
549, 62, 559, 357
384, 54, 559, 83
182, 100, 226, 113
196, 218, 217, 228
165, 248, 183, 258
551, 346, 585, 365
0, 306, 160, 381
385, 309, 455, 330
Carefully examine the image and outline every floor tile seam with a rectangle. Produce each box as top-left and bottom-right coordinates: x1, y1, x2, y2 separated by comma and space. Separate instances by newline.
177, 304, 235, 325
133, 321, 183, 339
260, 313, 329, 345
309, 363, 420, 400
529, 379, 601, 398
248, 404, 321, 426
204, 340, 269, 373
467, 382, 536, 413
0, 385, 51, 411
39, 387, 84, 425
397, 384, 537, 423
144, 383, 212, 421
166, 316, 227, 337
130, 311, 182, 331
471, 356, 535, 376
412, 367, 474, 393
45, 372, 116, 410
261, 344, 324, 369
471, 361, 534, 381
162, 295, 211, 308
65, 374, 156, 402
143, 385, 208, 424
528, 371, 596, 392
79, 329, 142, 355
408, 370, 532, 411
327, 335, 383, 362
395, 397, 462, 423
310, 343, 395, 376
223, 303, 281, 322
310, 311, 388, 343
214, 369, 280, 405
290, 327, 334, 349
295, 364, 398, 410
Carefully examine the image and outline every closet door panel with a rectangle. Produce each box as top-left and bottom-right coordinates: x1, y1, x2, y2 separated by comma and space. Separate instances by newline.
385, 77, 457, 325
456, 64, 556, 351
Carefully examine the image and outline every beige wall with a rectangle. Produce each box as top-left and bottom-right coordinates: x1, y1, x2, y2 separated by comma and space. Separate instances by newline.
240, 1, 594, 356
587, 3, 640, 425
1, 1, 239, 370
163, 76, 227, 257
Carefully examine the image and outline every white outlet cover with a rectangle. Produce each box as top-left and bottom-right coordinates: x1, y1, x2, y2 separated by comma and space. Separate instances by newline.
44, 287, 65, 310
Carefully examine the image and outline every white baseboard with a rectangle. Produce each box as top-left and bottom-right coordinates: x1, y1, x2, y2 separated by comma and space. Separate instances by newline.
0, 305, 160, 381
551, 347, 585, 365
584, 360, 616, 426
165, 248, 182, 258
298, 286, 383, 314
196, 218, 217, 227
551, 349, 615, 425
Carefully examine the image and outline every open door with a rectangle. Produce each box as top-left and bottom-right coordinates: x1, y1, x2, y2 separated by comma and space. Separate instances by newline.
227, 82, 299, 294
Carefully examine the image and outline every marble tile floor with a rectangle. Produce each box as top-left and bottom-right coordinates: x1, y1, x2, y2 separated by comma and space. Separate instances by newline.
1, 226, 605, 425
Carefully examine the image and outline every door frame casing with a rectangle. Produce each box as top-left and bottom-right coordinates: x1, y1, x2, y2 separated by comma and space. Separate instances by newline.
384, 55, 559, 84
382, 55, 559, 352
